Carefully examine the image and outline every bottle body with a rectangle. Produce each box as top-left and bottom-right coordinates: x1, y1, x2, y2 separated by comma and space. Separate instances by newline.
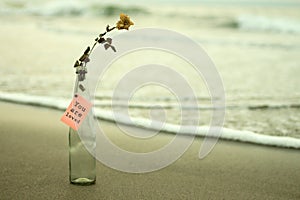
69, 75, 96, 185
69, 128, 96, 185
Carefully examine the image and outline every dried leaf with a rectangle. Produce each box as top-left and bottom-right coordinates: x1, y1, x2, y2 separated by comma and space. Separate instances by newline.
104, 43, 110, 50
74, 60, 80, 68
106, 38, 112, 44
79, 54, 88, 62
110, 45, 116, 52
79, 84, 85, 92
84, 46, 90, 55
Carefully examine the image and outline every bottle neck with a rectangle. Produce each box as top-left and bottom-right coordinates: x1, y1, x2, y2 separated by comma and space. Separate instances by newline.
73, 73, 90, 98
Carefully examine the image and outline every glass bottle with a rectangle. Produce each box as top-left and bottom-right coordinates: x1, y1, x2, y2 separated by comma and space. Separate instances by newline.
69, 67, 96, 185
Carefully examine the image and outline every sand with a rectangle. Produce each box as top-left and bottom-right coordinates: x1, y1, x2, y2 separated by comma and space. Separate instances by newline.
0, 101, 299, 200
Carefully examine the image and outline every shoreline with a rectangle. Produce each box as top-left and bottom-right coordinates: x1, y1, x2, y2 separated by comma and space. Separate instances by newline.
0, 96, 300, 150
0, 101, 299, 199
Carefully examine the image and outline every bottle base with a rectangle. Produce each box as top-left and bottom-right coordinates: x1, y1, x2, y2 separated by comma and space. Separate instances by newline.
70, 178, 96, 186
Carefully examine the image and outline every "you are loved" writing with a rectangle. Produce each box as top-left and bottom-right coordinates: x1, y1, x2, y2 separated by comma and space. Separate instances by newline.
61, 94, 92, 130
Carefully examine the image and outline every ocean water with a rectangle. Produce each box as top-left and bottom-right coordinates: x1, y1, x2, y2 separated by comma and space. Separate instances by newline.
0, 0, 300, 147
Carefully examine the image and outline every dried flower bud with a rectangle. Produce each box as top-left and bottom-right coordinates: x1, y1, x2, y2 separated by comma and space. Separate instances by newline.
116, 13, 134, 30
84, 57, 90, 63
98, 38, 105, 43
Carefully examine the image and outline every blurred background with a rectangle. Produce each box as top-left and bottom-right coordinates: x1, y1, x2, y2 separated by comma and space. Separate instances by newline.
0, 0, 299, 139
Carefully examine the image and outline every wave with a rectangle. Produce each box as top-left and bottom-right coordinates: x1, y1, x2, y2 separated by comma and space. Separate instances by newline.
94, 100, 300, 110
0, 92, 68, 110
236, 15, 300, 34
196, 37, 300, 50
0, 92, 299, 149
0, 1, 149, 17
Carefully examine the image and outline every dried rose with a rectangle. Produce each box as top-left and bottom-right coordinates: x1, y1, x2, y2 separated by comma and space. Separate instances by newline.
116, 13, 134, 30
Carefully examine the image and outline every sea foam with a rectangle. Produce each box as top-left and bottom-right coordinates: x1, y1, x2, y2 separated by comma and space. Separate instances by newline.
0, 0, 149, 17
237, 15, 300, 34
0, 92, 299, 149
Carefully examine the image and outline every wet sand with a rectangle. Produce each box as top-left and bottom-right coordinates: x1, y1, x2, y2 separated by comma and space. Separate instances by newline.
0, 101, 299, 199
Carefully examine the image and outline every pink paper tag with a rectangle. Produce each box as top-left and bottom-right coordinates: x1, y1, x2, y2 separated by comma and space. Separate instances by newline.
61, 94, 92, 131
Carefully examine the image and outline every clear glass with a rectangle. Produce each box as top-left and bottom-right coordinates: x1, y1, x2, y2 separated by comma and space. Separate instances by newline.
69, 74, 96, 185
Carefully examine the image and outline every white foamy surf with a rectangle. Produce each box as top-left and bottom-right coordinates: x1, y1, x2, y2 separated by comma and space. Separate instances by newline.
237, 15, 300, 34
2, 0, 300, 36
1, 92, 299, 149
0, 0, 149, 17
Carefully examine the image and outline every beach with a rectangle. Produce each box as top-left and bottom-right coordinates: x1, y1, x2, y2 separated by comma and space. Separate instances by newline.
0, 101, 299, 199
0, 0, 300, 199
